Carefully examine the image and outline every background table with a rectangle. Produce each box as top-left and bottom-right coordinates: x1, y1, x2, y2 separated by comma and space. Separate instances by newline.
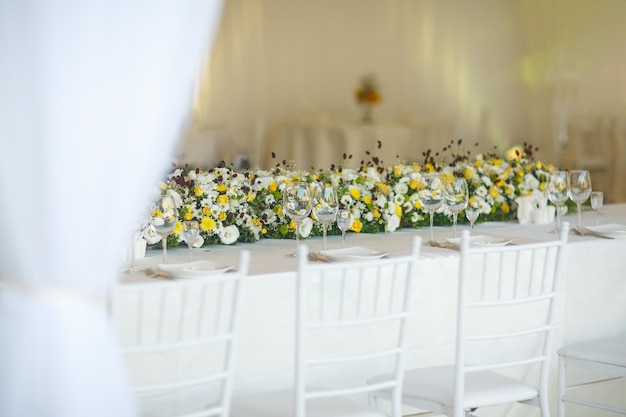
118, 204, 626, 416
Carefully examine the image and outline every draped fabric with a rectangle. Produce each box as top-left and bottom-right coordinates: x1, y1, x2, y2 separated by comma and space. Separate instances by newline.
0, 1, 223, 416
191, 0, 626, 168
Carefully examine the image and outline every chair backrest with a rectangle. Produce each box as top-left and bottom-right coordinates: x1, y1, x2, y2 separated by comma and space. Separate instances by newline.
113, 250, 250, 417
294, 236, 421, 417
454, 223, 569, 410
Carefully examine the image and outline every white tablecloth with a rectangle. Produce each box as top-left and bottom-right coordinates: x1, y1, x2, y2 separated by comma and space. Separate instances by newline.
118, 204, 626, 416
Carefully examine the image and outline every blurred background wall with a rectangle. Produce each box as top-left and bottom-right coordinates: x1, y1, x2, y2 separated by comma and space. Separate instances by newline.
177, 0, 626, 201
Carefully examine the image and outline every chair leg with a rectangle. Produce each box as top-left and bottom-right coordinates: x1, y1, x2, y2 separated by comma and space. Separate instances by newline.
558, 355, 566, 417
368, 392, 378, 409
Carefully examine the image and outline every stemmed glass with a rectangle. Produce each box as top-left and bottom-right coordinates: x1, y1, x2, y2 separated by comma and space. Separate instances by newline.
311, 183, 338, 250
590, 191, 604, 226
337, 208, 353, 248
465, 198, 480, 236
417, 173, 444, 246
443, 177, 468, 238
547, 170, 569, 233
149, 195, 178, 264
283, 181, 313, 257
182, 220, 200, 261
568, 170, 592, 233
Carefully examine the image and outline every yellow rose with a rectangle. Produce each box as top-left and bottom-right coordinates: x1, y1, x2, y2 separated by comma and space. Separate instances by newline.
463, 168, 473, 180
183, 211, 193, 221
539, 182, 546, 191
494, 177, 505, 187
395, 204, 402, 217
378, 182, 388, 194
261, 228, 267, 235
409, 179, 419, 190
350, 218, 363, 233
216, 184, 227, 192
536, 161, 543, 170
202, 207, 211, 216
194, 186, 204, 197
425, 163, 434, 173
473, 160, 483, 168
414, 200, 422, 209
252, 218, 262, 227
394, 166, 402, 177
247, 192, 255, 202
363, 195, 372, 205
218, 211, 227, 221
217, 195, 229, 205
489, 186, 500, 198
289, 219, 296, 230
501, 202, 510, 213
268, 182, 277, 192
173, 221, 182, 235
373, 209, 381, 218
349, 187, 360, 200
276, 206, 283, 217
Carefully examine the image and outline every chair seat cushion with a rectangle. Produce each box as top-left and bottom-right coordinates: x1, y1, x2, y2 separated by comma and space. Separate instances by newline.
230, 389, 388, 417
558, 335, 626, 368
369, 365, 538, 410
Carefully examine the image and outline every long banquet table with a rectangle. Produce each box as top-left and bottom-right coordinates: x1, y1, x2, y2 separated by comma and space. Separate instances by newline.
118, 204, 626, 416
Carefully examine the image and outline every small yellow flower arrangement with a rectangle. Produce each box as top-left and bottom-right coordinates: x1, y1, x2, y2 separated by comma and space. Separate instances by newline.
354, 74, 382, 123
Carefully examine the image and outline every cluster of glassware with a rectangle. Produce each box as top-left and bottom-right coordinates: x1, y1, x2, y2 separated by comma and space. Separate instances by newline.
417, 173, 474, 246
282, 181, 354, 257
547, 169, 603, 233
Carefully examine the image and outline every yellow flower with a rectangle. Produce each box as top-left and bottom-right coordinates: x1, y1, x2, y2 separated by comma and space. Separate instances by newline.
463, 168, 473, 180
350, 218, 363, 233
409, 179, 419, 190
394, 166, 402, 177
183, 211, 193, 221
247, 192, 255, 202
268, 182, 277, 192
349, 187, 360, 200
395, 204, 402, 217
218, 211, 227, 221
373, 208, 381, 218
546, 163, 554, 172
492, 159, 503, 167
152, 208, 162, 217
249, 174, 255, 181
414, 200, 422, 209
201, 217, 216, 231
202, 207, 211, 216
173, 221, 182, 235
473, 160, 483, 168
535, 161, 543, 170
501, 202, 510, 213
539, 182, 546, 191
252, 218, 262, 227
261, 228, 267, 235
159, 182, 167, 190
217, 195, 229, 205
425, 163, 434, 173
194, 186, 204, 197
494, 177, 505, 188
276, 206, 283, 217
216, 184, 227, 192
525, 164, 533, 172
489, 186, 500, 198
378, 182, 388, 194
289, 219, 296, 230
363, 195, 372, 205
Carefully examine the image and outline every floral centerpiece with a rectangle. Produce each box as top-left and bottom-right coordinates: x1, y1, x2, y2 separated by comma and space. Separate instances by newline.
144, 141, 567, 249
354, 73, 382, 123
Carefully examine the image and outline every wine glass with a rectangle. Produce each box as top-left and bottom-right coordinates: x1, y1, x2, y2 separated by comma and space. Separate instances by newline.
547, 170, 569, 233
417, 173, 444, 246
283, 181, 312, 257
149, 195, 178, 264
465, 198, 480, 236
182, 220, 200, 261
590, 191, 604, 226
568, 170, 592, 233
443, 177, 468, 238
336, 208, 353, 248
311, 183, 338, 250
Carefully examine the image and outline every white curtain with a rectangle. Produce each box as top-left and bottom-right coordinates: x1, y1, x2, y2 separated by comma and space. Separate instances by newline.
0, 1, 223, 416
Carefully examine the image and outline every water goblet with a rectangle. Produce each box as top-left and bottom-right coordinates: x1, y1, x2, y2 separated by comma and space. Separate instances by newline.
443, 177, 468, 238
417, 173, 444, 246
547, 170, 569, 233
465, 198, 480, 236
149, 195, 178, 264
311, 183, 338, 250
568, 170, 592, 233
590, 191, 604, 226
336, 208, 353, 248
283, 181, 312, 257
182, 220, 200, 261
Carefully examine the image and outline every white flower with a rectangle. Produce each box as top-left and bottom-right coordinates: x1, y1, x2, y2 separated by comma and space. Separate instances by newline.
193, 235, 204, 248
265, 194, 276, 205
219, 225, 240, 245
299, 217, 313, 238
385, 214, 400, 232
166, 190, 183, 207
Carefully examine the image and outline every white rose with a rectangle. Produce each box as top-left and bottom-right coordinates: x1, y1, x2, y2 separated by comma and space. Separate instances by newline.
299, 217, 313, 238
219, 225, 240, 245
193, 235, 204, 248
385, 214, 400, 233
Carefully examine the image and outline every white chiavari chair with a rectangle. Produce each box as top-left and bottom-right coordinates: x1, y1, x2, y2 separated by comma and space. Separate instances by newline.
112, 250, 250, 417
557, 334, 626, 416
369, 223, 569, 417
230, 237, 422, 417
